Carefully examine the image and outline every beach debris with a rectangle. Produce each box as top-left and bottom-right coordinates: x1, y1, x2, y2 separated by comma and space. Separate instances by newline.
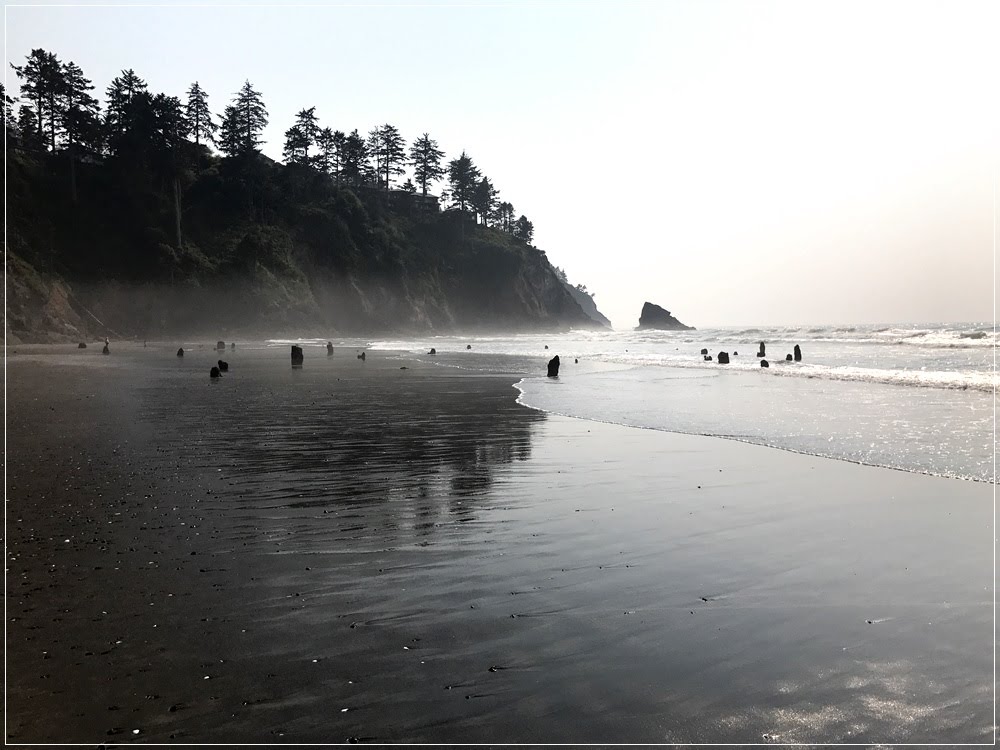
176, 348, 184, 357
216, 341, 226, 351
547, 355, 560, 377
785, 353, 793, 361
700, 348, 708, 355
102, 343, 110, 355
210, 366, 221, 379
794, 344, 802, 361
217, 360, 229, 372
327, 341, 334, 356
717, 352, 730, 364
466, 344, 472, 350
704, 355, 712, 361
78, 342, 87, 348
760, 359, 769, 368
291, 345, 304, 367
429, 348, 437, 355
757, 341, 766, 357
357, 351, 366, 361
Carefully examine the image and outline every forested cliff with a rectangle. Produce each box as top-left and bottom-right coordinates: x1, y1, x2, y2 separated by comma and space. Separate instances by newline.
4, 50, 609, 342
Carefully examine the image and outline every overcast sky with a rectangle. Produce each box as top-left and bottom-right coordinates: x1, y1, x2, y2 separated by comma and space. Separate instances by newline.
6, 0, 997, 328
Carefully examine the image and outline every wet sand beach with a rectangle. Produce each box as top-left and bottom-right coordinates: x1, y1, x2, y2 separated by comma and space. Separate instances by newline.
5, 343, 993, 743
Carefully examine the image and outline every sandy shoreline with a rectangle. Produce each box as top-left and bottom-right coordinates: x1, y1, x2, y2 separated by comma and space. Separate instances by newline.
5, 343, 993, 743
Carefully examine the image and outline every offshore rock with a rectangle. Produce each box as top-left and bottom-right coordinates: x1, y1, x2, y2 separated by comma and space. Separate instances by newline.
291, 345, 304, 367
635, 302, 693, 331
547, 355, 560, 377
717, 352, 730, 364
794, 344, 802, 361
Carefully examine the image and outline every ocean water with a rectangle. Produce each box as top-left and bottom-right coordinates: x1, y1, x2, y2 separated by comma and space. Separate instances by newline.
365, 323, 997, 483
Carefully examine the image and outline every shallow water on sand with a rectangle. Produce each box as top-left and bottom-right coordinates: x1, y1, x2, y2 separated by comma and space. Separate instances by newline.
5, 343, 993, 743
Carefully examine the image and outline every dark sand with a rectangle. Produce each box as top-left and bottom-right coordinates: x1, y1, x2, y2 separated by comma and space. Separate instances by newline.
5, 343, 994, 743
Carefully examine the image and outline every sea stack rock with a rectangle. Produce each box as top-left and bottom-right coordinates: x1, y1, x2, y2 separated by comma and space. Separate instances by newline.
217, 341, 226, 351
176, 348, 184, 357
78, 342, 87, 349
218, 360, 229, 372
793, 344, 802, 361
704, 355, 712, 361
786, 354, 793, 361
210, 366, 221, 378
717, 352, 730, 364
760, 359, 769, 368
327, 342, 334, 356
547, 355, 560, 377
429, 348, 437, 355
700, 348, 708, 355
757, 342, 766, 357
102, 344, 110, 355
358, 351, 366, 361
635, 302, 694, 331
291, 345, 304, 367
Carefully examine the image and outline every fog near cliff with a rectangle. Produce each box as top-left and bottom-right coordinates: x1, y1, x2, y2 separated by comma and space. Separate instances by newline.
8, 1, 996, 328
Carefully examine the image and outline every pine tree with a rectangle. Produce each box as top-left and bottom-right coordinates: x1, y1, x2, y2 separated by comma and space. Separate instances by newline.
341, 129, 368, 187
332, 130, 346, 185
497, 201, 515, 233
218, 80, 267, 157
60, 61, 101, 201
2, 83, 17, 143
294, 107, 318, 163
282, 125, 309, 165
104, 68, 148, 145
185, 81, 217, 148
366, 127, 383, 188
11, 48, 63, 152
471, 176, 497, 226
447, 151, 480, 211
409, 132, 445, 197
513, 215, 534, 244
377, 123, 406, 191
314, 127, 335, 174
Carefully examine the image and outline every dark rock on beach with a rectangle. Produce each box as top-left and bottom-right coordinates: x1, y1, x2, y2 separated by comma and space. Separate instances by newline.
794, 344, 802, 361
760, 359, 769, 367
217, 360, 229, 372
717, 352, 730, 364
635, 302, 694, 331
786, 354, 793, 361
209, 366, 221, 378
216, 341, 225, 351
547, 355, 560, 377
176, 348, 184, 357
700, 348, 708, 355
327, 342, 334, 356
291, 345, 304, 367
429, 348, 437, 355
102, 344, 109, 355
358, 351, 366, 361
78, 342, 87, 348
757, 342, 766, 357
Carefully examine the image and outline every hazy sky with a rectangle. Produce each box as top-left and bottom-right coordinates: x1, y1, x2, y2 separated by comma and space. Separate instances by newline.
6, 0, 997, 328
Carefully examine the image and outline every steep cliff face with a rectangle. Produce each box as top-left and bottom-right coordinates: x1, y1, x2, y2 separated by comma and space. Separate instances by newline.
564, 283, 612, 328
635, 301, 694, 331
5, 154, 601, 340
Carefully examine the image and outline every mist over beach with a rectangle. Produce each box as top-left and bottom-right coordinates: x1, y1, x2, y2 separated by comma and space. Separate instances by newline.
5, 0, 997, 745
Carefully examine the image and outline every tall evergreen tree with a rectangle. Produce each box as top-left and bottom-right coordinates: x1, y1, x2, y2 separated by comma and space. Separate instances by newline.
185, 81, 217, 148
282, 125, 309, 165
294, 107, 318, 161
341, 129, 368, 187
471, 176, 498, 227
496, 201, 515, 233
447, 151, 480, 211
11, 48, 63, 152
513, 215, 534, 244
314, 127, 335, 174
366, 127, 383, 187
60, 61, 101, 202
218, 80, 267, 157
377, 123, 406, 191
104, 68, 148, 146
2, 83, 17, 143
409, 132, 445, 197
331, 130, 346, 185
